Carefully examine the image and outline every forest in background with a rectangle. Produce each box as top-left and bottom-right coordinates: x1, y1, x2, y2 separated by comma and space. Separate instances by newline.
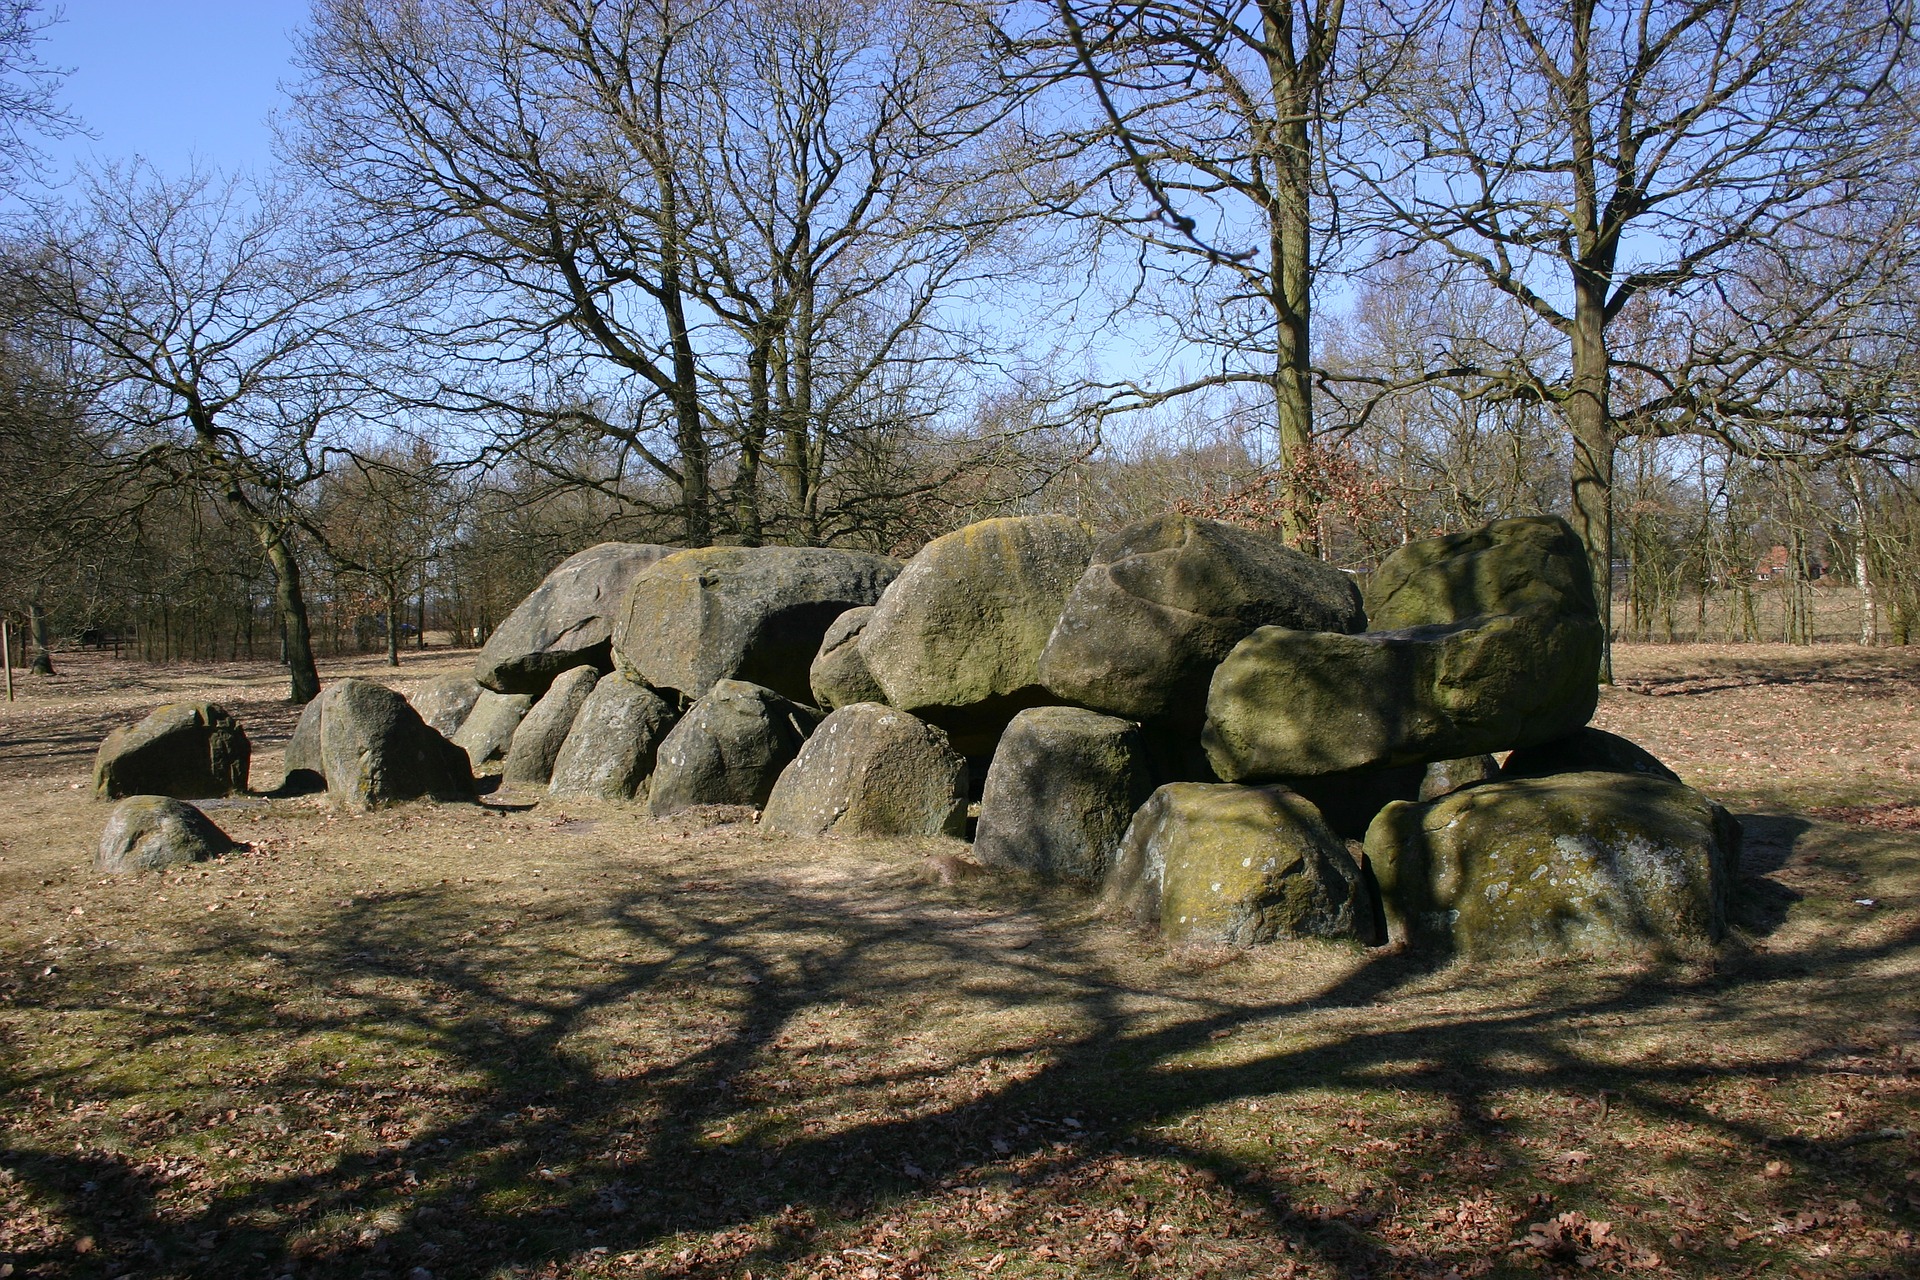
4, 0, 1920, 689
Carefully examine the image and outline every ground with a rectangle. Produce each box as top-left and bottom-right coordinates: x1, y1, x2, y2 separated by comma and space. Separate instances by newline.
0, 645, 1915, 1280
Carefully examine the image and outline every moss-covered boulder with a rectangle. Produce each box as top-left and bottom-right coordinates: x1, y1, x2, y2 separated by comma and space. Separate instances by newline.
451, 690, 534, 767
549, 674, 677, 802
859, 516, 1093, 756
501, 665, 601, 787
319, 679, 474, 811
94, 702, 251, 800
1106, 783, 1377, 948
476, 542, 676, 695
973, 707, 1155, 885
809, 607, 887, 710
1365, 515, 1596, 627
1364, 771, 1739, 959
647, 680, 820, 816
1040, 514, 1365, 732
1502, 727, 1681, 783
97, 796, 236, 873
614, 546, 899, 707
1204, 610, 1601, 778
762, 704, 968, 837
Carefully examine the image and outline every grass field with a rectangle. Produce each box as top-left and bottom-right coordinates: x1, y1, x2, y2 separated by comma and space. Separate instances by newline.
0, 644, 1915, 1279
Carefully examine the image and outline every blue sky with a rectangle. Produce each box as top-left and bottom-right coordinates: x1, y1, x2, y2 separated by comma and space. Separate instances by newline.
40, 1, 305, 179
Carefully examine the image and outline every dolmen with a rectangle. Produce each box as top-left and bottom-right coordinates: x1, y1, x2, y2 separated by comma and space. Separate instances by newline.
87, 513, 1741, 965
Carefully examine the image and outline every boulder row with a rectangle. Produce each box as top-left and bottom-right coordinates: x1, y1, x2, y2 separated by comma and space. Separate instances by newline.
475, 542, 676, 695
97, 796, 236, 873
501, 665, 601, 787
972, 707, 1155, 885
319, 678, 474, 811
94, 702, 251, 801
1364, 771, 1740, 959
549, 674, 678, 801
762, 704, 968, 837
859, 515, 1094, 756
1040, 514, 1366, 732
1105, 782, 1378, 948
452, 690, 534, 767
615, 546, 900, 705
647, 680, 820, 817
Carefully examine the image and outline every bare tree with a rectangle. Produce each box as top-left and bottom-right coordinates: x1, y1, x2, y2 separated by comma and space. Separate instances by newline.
311, 438, 455, 666
30, 164, 387, 703
1353, 0, 1914, 672
998, 0, 1425, 546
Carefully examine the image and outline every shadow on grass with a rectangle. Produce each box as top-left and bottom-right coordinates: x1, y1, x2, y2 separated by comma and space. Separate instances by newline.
2, 812, 1917, 1280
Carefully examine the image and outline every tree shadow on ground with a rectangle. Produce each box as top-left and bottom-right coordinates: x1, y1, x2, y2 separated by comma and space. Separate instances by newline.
2, 810, 1917, 1280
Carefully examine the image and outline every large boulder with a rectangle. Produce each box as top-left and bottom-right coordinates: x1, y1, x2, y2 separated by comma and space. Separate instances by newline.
859, 515, 1094, 756
97, 796, 236, 873
646, 680, 820, 817
1364, 515, 1597, 628
94, 703, 251, 801
1204, 610, 1602, 778
1039, 514, 1366, 732
1203, 514, 1604, 780
501, 666, 601, 787
761, 704, 968, 837
614, 546, 900, 705
281, 696, 327, 793
409, 675, 484, 738
476, 542, 677, 695
451, 690, 535, 767
318, 678, 474, 811
809, 607, 887, 710
1420, 754, 1501, 801
973, 707, 1155, 885
1502, 727, 1681, 783
549, 674, 678, 801
1105, 783, 1377, 948
1364, 771, 1740, 959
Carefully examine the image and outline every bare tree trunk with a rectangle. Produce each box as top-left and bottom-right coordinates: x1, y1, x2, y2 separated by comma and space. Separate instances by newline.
262, 529, 321, 704
385, 580, 401, 667
27, 600, 53, 674
1567, 304, 1614, 682
1849, 461, 1877, 645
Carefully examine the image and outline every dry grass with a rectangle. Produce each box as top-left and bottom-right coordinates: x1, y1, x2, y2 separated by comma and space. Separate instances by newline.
0, 644, 1915, 1279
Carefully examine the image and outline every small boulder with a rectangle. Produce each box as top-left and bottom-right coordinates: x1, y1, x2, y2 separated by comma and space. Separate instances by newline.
97, 796, 236, 873
1040, 514, 1365, 732
549, 674, 678, 801
1106, 783, 1377, 948
973, 707, 1154, 885
1502, 727, 1681, 783
280, 696, 327, 793
502, 665, 602, 787
615, 546, 900, 705
409, 675, 484, 738
452, 689, 535, 767
1364, 771, 1739, 959
1203, 610, 1601, 778
647, 680, 820, 816
1420, 754, 1501, 801
859, 515, 1094, 755
810, 607, 887, 710
1365, 515, 1597, 628
94, 702, 251, 800
762, 704, 968, 837
319, 678, 474, 811
476, 542, 676, 695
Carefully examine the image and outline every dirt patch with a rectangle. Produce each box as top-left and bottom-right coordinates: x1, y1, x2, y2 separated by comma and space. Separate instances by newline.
0, 645, 1915, 1279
